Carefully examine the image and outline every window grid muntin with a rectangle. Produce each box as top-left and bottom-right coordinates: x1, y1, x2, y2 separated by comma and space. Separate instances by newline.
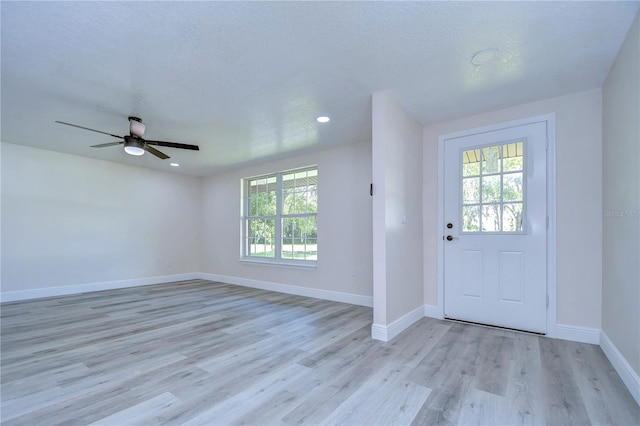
460, 140, 526, 234
244, 166, 317, 262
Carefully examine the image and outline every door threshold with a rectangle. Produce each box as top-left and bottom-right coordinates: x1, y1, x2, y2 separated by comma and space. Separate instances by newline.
444, 317, 546, 336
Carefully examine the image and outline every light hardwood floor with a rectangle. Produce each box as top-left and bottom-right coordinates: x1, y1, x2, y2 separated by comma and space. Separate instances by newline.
1, 279, 638, 425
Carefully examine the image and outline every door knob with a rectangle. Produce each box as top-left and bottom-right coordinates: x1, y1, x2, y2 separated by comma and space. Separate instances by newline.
446, 235, 454, 241
447, 223, 453, 229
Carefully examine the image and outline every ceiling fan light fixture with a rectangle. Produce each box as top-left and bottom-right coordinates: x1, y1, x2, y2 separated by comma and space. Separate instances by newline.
124, 138, 145, 156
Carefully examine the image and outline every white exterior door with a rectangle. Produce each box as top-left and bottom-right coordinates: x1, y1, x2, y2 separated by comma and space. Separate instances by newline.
443, 121, 548, 333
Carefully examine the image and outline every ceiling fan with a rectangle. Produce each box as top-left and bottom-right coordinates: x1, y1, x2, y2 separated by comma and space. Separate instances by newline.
55, 116, 199, 160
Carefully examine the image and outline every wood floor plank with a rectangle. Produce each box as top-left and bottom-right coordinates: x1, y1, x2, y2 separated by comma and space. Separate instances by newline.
178, 363, 311, 426
317, 361, 429, 426
408, 323, 483, 388
87, 392, 180, 426
383, 318, 452, 368
1, 362, 90, 399
504, 333, 546, 425
566, 340, 640, 425
538, 337, 593, 425
228, 389, 299, 426
2, 279, 638, 426
295, 323, 372, 369
360, 379, 432, 426
410, 367, 473, 425
473, 333, 514, 396
410, 408, 454, 426
281, 348, 382, 425
456, 387, 505, 426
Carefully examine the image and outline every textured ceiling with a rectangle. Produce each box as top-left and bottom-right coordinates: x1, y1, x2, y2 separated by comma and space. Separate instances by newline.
2, 1, 638, 176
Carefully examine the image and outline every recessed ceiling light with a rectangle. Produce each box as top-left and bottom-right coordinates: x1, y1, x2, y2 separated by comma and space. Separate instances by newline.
170, 163, 179, 167
316, 116, 330, 123
471, 48, 499, 66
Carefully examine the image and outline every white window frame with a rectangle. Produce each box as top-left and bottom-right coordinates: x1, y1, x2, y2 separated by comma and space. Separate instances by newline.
241, 165, 317, 268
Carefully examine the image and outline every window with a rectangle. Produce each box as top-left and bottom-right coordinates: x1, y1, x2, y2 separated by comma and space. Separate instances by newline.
243, 166, 318, 265
461, 141, 525, 233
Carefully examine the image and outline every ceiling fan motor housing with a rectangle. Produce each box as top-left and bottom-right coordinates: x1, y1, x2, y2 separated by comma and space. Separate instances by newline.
128, 116, 145, 137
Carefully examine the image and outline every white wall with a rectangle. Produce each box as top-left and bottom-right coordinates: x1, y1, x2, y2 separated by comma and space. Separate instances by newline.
1, 143, 201, 298
602, 12, 640, 377
372, 92, 423, 327
424, 89, 603, 329
200, 141, 373, 302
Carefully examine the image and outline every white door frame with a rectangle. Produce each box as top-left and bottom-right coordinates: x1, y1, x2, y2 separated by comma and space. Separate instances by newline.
437, 113, 557, 337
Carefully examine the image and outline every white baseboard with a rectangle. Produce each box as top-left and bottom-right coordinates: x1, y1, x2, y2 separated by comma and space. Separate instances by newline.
0, 273, 200, 303
423, 304, 441, 319
555, 323, 600, 344
371, 305, 424, 342
199, 273, 373, 307
600, 331, 640, 406
371, 323, 388, 341
0, 272, 373, 308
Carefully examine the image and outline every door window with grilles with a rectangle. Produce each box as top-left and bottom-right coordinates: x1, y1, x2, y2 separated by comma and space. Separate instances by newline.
461, 141, 525, 233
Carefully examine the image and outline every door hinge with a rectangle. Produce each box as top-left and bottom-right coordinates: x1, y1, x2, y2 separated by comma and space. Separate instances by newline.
545, 137, 549, 150
546, 294, 549, 308
546, 216, 549, 229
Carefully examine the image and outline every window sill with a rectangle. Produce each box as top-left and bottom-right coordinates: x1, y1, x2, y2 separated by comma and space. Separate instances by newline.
239, 257, 317, 270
